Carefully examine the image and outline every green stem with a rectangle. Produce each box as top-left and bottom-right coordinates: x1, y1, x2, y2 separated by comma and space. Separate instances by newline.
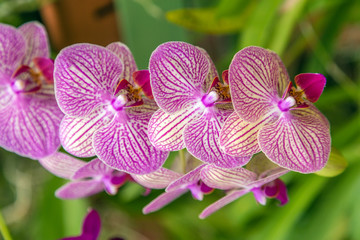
0, 210, 13, 240
179, 149, 186, 173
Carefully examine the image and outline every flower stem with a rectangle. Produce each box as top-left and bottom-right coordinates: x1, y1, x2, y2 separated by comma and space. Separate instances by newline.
0, 210, 12, 240
179, 149, 186, 173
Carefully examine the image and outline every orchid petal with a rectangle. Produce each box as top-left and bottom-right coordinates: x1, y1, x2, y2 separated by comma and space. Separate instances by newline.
258, 110, 331, 173
73, 158, 113, 180
18, 22, 49, 66
0, 95, 63, 159
60, 106, 114, 158
200, 165, 257, 190
273, 179, 288, 205
0, 84, 14, 109
39, 152, 86, 179
184, 109, 250, 168
82, 209, 101, 240
252, 188, 267, 205
269, 51, 290, 97
54, 43, 123, 117
0, 23, 26, 76
93, 111, 168, 174
106, 42, 137, 83
55, 180, 104, 199
142, 188, 188, 214
222, 70, 229, 85
249, 168, 289, 188
149, 41, 209, 113
132, 167, 182, 189
148, 107, 204, 151
229, 46, 280, 122
33, 57, 54, 83
166, 164, 205, 192
133, 70, 153, 99
294, 73, 326, 103
199, 189, 249, 219
219, 112, 276, 157
197, 46, 218, 93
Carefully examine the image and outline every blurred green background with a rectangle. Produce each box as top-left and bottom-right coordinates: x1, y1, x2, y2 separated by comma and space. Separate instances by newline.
0, 0, 359, 239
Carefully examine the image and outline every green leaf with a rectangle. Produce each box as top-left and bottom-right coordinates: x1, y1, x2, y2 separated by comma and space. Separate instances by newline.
268, 0, 309, 56
238, 0, 283, 49
166, 7, 252, 34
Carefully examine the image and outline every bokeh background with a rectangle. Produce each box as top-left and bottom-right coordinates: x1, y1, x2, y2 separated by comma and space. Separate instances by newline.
0, 0, 359, 239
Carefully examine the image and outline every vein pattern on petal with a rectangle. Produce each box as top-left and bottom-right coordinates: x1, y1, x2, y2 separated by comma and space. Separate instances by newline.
229, 46, 280, 122
149, 42, 209, 113
184, 109, 250, 168
258, 112, 331, 173
54, 43, 123, 117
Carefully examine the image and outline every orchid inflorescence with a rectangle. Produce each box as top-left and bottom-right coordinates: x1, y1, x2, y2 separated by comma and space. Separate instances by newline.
0, 21, 331, 218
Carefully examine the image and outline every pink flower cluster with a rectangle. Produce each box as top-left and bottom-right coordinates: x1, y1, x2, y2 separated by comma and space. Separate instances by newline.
0, 22, 331, 218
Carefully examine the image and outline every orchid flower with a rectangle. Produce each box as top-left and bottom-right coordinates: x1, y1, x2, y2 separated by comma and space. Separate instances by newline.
0, 22, 63, 159
219, 46, 331, 173
40, 152, 180, 199
60, 209, 101, 240
143, 164, 213, 214
40, 152, 129, 198
199, 153, 289, 219
54, 42, 168, 174
148, 41, 250, 168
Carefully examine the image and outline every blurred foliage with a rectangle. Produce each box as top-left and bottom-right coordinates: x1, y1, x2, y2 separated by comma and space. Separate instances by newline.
1, 0, 360, 239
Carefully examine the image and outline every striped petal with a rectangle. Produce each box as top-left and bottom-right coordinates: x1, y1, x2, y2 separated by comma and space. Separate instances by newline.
39, 152, 86, 179
93, 111, 169, 174
219, 112, 277, 157
0, 95, 63, 159
73, 158, 113, 180
54, 43, 123, 117
258, 109, 331, 173
132, 167, 182, 189
143, 188, 188, 214
249, 168, 289, 189
18, 22, 49, 66
0, 23, 26, 76
0, 83, 14, 109
60, 106, 114, 158
184, 109, 250, 168
106, 42, 137, 83
229, 46, 280, 122
200, 165, 257, 190
55, 180, 104, 199
197, 47, 219, 93
149, 41, 209, 113
148, 106, 204, 151
270, 51, 290, 97
166, 164, 205, 192
199, 189, 249, 219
